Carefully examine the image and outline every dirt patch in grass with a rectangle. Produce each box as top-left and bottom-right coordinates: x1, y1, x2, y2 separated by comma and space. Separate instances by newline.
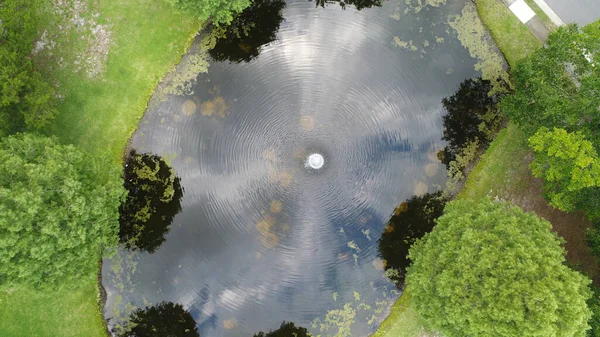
506, 154, 599, 284
460, 123, 599, 284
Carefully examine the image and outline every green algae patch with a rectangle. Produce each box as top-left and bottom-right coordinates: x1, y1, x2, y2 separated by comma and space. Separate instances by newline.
448, 3, 511, 94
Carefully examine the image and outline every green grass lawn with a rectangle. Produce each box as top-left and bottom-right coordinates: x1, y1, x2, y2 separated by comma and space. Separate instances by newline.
0, 283, 108, 337
458, 123, 530, 199
371, 289, 431, 337
0, 1, 202, 336
46, 0, 202, 162
372, 1, 543, 336
474, 0, 541, 67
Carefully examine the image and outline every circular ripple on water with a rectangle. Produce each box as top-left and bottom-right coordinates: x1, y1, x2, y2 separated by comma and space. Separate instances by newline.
109, 0, 479, 336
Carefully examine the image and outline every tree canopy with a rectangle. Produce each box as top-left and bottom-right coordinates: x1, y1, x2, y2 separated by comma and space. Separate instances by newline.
406, 198, 592, 337
501, 22, 600, 144
209, 0, 286, 63
253, 321, 310, 337
166, 0, 252, 25
119, 151, 184, 253
529, 127, 600, 219
117, 301, 199, 337
0, 133, 125, 287
0, 0, 58, 136
377, 192, 447, 286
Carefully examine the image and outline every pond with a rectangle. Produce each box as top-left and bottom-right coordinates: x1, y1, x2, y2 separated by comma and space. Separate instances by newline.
103, 0, 484, 335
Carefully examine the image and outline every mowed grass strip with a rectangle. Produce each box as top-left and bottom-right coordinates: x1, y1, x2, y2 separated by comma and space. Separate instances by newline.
0, 1, 201, 337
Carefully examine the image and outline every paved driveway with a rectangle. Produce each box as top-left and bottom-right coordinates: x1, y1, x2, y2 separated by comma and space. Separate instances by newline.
545, 0, 600, 25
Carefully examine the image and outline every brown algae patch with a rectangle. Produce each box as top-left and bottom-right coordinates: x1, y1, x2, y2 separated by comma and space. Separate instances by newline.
427, 143, 443, 162
372, 258, 385, 271
448, 3, 510, 94
414, 181, 428, 196
262, 148, 278, 163
200, 96, 229, 118
256, 215, 279, 249
424, 163, 439, 177
269, 170, 294, 188
300, 115, 315, 131
223, 318, 238, 330
182, 100, 197, 116
270, 200, 283, 213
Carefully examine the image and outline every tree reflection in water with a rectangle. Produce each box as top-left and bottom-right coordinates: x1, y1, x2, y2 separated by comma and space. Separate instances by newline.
313, 0, 383, 10
439, 77, 505, 166
253, 321, 311, 337
377, 192, 447, 287
116, 301, 199, 337
119, 150, 184, 253
210, 0, 286, 63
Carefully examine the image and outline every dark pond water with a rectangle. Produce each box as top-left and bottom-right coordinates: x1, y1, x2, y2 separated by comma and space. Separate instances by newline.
103, 0, 481, 335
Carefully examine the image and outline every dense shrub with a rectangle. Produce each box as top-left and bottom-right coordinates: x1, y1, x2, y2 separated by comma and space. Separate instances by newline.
529, 127, 600, 219
406, 198, 592, 337
501, 22, 600, 142
0, 0, 58, 136
0, 133, 125, 287
166, 0, 252, 25
588, 286, 600, 337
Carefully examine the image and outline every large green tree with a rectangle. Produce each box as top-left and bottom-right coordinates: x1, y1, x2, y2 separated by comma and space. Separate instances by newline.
166, 0, 252, 25
0, 133, 125, 287
501, 22, 600, 143
0, 0, 58, 136
406, 198, 592, 337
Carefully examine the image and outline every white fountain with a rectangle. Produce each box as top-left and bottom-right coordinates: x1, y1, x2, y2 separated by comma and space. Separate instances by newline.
306, 153, 324, 170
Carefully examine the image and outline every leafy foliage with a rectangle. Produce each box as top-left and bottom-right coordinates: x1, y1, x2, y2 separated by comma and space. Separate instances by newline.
501, 22, 600, 143
117, 302, 199, 337
209, 0, 285, 63
439, 77, 504, 166
377, 192, 447, 286
529, 127, 600, 220
588, 286, 600, 337
406, 198, 592, 337
166, 0, 252, 25
0, 0, 58, 136
0, 133, 125, 287
119, 151, 184, 253
253, 321, 310, 337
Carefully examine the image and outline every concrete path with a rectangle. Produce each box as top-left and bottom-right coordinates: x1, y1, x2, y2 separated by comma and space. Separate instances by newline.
501, 0, 550, 42
543, 0, 600, 26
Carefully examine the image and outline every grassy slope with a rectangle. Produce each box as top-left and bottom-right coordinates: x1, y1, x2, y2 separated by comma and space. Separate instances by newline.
371, 289, 426, 337
49, 0, 202, 162
0, 1, 201, 336
373, 1, 543, 336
